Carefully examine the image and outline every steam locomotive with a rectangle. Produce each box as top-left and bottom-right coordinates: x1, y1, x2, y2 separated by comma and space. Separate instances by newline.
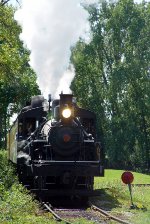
7, 93, 104, 197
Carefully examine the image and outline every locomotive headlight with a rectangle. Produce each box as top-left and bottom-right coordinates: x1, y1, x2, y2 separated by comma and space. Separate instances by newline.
62, 108, 72, 118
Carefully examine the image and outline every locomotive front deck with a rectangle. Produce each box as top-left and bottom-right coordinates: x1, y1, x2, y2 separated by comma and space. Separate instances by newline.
19, 160, 104, 196
26, 160, 104, 176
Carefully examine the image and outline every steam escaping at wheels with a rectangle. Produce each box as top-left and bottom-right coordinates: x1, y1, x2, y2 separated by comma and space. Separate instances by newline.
7, 93, 104, 198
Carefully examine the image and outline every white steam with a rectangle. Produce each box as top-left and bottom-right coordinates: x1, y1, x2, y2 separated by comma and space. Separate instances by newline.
15, 0, 99, 98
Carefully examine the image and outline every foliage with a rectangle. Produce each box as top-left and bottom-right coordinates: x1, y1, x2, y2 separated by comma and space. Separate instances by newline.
71, 0, 150, 172
0, 150, 57, 224
0, 4, 40, 147
0, 150, 16, 189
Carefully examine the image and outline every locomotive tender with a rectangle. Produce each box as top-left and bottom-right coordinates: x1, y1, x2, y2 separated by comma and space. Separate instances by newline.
7, 93, 104, 197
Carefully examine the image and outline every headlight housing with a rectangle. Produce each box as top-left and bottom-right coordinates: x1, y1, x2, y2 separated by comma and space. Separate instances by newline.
62, 108, 72, 119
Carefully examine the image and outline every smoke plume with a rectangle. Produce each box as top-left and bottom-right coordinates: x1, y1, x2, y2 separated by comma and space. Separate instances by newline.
15, 0, 99, 98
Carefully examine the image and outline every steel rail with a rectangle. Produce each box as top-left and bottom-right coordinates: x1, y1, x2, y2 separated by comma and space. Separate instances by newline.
43, 202, 108, 223
132, 184, 150, 187
89, 201, 131, 224
43, 203, 72, 224
43, 201, 132, 224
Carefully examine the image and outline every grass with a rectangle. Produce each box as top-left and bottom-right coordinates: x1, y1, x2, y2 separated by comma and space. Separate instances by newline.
0, 150, 150, 224
93, 169, 150, 224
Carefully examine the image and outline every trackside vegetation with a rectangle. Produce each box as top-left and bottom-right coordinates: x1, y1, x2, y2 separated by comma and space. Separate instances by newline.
0, 150, 150, 224
0, 150, 56, 224
71, 0, 150, 173
0, 3, 40, 149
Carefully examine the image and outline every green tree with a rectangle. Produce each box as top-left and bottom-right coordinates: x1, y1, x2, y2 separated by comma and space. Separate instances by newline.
71, 0, 150, 172
0, 4, 40, 147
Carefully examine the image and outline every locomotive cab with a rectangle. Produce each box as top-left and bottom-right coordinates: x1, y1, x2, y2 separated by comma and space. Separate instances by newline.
18, 118, 36, 140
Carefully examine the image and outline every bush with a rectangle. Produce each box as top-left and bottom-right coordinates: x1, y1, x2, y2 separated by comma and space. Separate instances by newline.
0, 150, 55, 224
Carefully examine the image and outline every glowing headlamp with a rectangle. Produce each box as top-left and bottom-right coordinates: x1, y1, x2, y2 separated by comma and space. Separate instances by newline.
62, 108, 72, 119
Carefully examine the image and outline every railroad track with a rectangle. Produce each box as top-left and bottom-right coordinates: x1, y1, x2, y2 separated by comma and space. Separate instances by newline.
132, 184, 150, 187
88, 201, 131, 224
43, 203, 71, 224
42, 201, 131, 224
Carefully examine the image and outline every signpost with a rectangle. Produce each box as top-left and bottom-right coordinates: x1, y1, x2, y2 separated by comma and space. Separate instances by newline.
121, 171, 135, 209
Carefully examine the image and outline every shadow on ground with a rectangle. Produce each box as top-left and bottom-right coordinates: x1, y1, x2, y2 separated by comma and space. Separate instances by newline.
89, 189, 121, 211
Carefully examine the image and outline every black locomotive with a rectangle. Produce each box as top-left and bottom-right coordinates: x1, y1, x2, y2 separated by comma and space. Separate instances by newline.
7, 93, 104, 197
